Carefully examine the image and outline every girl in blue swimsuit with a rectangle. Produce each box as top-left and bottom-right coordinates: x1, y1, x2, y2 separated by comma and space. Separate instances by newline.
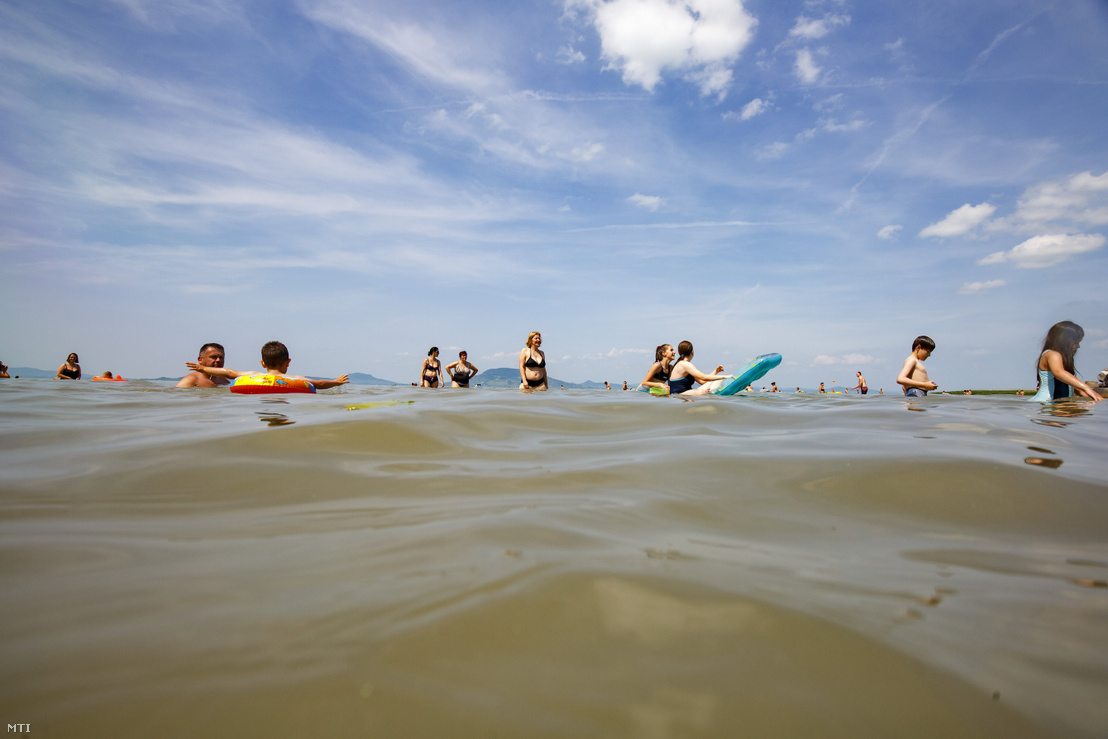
1030, 321, 1101, 403
668, 341, 732, 396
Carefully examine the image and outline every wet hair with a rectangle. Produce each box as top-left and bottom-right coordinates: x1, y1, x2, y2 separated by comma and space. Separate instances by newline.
199, 342, 225, 357
261, 340, 289, 369
655, 344, 672, 362
526, 331, 541, 348
428, 347, 438, 356
677, 340, 693, 359
67, 352, 79, 363
1038, 321, 1084, 378
912, 335, 935, 352
459, 350, 467, 357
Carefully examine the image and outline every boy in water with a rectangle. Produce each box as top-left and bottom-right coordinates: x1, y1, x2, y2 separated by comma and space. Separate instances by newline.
897, 335, 938, 397
186, 340, 348, 389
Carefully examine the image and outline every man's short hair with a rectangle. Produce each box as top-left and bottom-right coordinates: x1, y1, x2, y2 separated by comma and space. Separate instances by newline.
912, 335, 936, 352
199, 342, 225, 357
261, 340, 289, 369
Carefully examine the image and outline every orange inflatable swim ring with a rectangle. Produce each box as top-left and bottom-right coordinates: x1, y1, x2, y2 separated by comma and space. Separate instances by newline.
230, 374, 316, 395
92, 376, 127, 381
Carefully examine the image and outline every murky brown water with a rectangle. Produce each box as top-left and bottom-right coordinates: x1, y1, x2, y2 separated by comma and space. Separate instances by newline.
1, 381, 1105, 737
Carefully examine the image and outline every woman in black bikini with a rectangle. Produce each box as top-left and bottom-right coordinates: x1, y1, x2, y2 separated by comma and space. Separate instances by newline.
518, 331, 547, 391
55, 352, 81, 380
420, 347, 443, 388
446, 350, 478, 388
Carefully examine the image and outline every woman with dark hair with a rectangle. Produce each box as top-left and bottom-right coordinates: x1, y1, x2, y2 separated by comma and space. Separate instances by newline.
1031, 321, 1101, 402
56, 352, 81, 380
638, 343, 675, 393
446, 351, 478, 388
420, 347, 443, 388
668, 341, 731, 396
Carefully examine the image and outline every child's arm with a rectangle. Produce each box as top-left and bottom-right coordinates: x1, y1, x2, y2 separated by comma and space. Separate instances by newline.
896, 356, 937, 391
185, 363, 245, 379
1044, 353, 1102, 402
309, 374, 349, 390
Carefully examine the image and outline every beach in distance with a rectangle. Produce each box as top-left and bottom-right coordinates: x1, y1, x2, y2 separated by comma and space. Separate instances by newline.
1, 380, 1106, 738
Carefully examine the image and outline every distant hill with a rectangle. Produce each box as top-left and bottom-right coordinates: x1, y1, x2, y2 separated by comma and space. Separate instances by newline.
7, 367, 55, 378
472, 367, 611, 389
343, 372, 399, 386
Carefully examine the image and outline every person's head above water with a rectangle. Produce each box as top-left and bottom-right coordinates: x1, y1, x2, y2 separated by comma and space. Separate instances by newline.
655, 344, 673, 362
526, 332, 542, 348
677, 340, 693, 358
912, 335, 936, 353
67, 352, 79, 364
261, 341, 290, 370
1039, 320, 1085, 375
197, 343, 225, 367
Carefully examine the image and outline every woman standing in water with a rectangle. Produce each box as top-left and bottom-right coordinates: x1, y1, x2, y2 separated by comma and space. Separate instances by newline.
638, 344, 675, 393
55, 352, 81, 380
668, 341, 731, 396
519, 331, 547, 391
446, 350, 478, 388
420, 347, 443, 388
1031, 321, 1101, 402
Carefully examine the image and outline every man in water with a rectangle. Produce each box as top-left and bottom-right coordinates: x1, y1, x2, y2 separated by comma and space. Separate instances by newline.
177, 343, 230, 387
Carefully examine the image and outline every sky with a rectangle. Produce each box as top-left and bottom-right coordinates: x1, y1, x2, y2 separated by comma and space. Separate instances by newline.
1, 0, 1106, 388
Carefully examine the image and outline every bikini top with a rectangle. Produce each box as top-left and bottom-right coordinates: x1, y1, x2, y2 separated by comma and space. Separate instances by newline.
525, 352, 545, 369
59, 365, 79, 379
651, 363, 670, 383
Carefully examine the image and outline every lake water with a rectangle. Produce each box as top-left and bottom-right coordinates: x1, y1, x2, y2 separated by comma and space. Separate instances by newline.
1, 380, 1106, 737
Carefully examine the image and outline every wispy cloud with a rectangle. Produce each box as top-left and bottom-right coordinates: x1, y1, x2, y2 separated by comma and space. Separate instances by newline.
919, 203, 997, 238
958, 279, 1005, 295
814, 354, 876, 366
788, 14, 850, 40
794, 49, 821, 84
877, 225, 902, 239
978, 233, 1105, 268
627, 193, 664, 211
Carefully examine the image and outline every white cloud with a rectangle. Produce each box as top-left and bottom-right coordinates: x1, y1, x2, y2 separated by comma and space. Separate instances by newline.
556, 45, 586, 64
788, 14, 849, 40
958, 279, 1005, 295
919, 202, 996, 238
977, 233, 1106, 269
756, 141, 789, 160
794, 49, 821, 84
724, 96, 770, 121
885, 38, 904, 52
994, 171, 1108, 230
628, 193, 664, 211
568, 0, 758, 98
814, 354, 875, 366
877, 225, 902, 239
822, 118, 868, 133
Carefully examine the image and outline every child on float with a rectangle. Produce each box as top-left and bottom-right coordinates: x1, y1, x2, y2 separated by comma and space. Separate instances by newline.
186, 340, 349, 389
1030, 321, 1101, 402
667, 341, 732, 396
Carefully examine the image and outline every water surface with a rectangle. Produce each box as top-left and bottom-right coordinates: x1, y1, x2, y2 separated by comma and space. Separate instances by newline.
1, 381, 1105, 737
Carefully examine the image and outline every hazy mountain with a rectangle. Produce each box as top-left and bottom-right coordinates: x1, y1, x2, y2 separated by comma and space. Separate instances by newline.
471, 368, 611, 389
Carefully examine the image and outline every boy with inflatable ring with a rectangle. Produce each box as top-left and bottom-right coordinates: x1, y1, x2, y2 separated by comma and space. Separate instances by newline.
186, 340, 348, 393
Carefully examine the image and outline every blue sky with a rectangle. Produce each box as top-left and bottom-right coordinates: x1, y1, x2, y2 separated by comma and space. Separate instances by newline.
2, 0, 1106, 388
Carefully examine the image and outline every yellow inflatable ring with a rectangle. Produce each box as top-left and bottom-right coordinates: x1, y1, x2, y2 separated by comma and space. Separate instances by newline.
229, 374, 316, 394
